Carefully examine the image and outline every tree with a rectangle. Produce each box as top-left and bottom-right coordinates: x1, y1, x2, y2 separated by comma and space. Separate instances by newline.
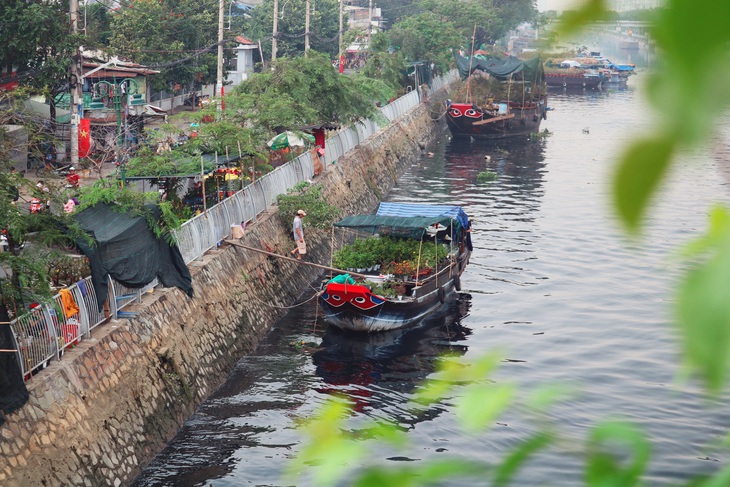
361, 33, 409, 93
387, 12, 464, 72
243, 0, 341, 60
0, 0, 80, 132
234, 52, 394, 131
82, 2, 113, 48
109, 0, 223, 92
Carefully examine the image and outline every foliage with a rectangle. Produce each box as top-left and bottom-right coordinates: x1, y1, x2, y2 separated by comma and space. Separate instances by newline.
48, 255, 91, 287
243, 0, 341, 59
0, 98, 91, 316
77, 179, 182, 241
276, 184, 340, 230
109, 0, 223, 92
477, 170, 498, 182
361, 34, 409, 93
236, 52, 394, 131
387, 11, 464, 74
332, 236, 449, 277
83, 2, 113, 48
0, 0, 77, 90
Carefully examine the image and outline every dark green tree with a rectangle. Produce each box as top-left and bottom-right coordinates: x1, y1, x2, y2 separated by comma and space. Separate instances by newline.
243, 0, 341, 60
235, 52, 394, 131
0, 0, 81, 132
109, 0, 224, 92
82, 2, 113, 48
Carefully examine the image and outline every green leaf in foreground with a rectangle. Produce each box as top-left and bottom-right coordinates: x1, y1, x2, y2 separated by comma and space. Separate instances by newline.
612, 136, 675, 233
676, 206, 730, 394
585, 421, 651, 487
556, 0, 610, 37
413, 352, 502, 407
494, 431, 554, 487
285, 398, 364, 487
354, 460, 486, 487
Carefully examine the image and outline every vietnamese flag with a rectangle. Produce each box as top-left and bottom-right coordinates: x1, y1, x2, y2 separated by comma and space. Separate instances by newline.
78, 118, 91, 158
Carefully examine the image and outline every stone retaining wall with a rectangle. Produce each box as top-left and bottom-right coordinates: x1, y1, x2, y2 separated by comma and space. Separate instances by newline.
0, 99, 446, 486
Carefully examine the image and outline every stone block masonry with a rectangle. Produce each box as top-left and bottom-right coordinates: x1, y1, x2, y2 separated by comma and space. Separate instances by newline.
0, 99, 444, 486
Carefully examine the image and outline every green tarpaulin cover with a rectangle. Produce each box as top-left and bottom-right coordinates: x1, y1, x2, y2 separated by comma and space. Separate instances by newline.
334, 214, 458, 240
74, 204, 194, 311
453, 50, 544, 83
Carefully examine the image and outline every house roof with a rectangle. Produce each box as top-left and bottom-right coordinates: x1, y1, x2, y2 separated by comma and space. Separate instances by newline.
82, 61, 159, 79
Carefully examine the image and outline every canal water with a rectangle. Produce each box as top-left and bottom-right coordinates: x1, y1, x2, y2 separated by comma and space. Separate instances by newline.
133, 46, 730, 486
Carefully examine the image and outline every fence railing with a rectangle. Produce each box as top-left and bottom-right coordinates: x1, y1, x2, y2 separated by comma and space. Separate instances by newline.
8, 70, 457, 380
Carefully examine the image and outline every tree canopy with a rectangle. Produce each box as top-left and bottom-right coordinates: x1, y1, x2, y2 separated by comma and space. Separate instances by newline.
108, 0, 223, 92
244, 0, 341, 60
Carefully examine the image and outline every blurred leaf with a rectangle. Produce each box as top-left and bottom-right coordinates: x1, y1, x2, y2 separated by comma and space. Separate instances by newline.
556, 0, 609, 37
364, 421, 408, 447
413, 352, 502, 407
354, 460, 485, 487
612, 136, 675, 233
686, 464, 730, 487
494, 431, 553, 487
456, 383, 514, 430
681, 206, 730, 257
286, 398, 364, 487
676, 226, 730, 394
585, 421, 650, 487
526, 383, 573, 411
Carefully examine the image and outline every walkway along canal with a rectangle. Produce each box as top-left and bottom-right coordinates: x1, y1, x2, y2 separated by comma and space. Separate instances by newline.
0, 76, 454, 486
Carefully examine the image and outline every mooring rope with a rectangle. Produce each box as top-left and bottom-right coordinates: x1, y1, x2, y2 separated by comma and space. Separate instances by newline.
247, 287, 322, 310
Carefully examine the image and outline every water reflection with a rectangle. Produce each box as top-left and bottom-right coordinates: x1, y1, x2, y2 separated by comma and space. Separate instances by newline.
313, 294, 472, 398
312, 295, 472, 438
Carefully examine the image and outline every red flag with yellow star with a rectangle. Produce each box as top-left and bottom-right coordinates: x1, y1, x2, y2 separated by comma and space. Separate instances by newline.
79, 118, 90, 158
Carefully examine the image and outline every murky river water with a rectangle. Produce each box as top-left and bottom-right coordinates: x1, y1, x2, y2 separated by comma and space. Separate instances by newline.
133, 44, 730, 486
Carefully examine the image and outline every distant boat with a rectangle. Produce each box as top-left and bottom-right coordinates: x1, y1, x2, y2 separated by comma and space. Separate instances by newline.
545, 71, 605, 89
446, 51, 548, 139
319, 203, 472, 332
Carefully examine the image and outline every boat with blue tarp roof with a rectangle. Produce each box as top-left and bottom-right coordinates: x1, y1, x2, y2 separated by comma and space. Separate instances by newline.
319, 203, 472, 332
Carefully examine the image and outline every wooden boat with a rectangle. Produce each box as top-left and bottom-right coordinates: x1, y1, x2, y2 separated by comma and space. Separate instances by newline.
446, 100, 546, 139
447, 51, 548, 140
545, 71, 604, 89
319, 203, 472, 332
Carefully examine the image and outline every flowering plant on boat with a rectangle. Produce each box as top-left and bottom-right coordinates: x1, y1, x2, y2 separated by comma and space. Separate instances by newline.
385, 260, 418, 279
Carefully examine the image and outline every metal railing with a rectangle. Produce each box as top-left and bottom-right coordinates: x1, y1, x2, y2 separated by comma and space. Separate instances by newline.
7, 70, 457, 380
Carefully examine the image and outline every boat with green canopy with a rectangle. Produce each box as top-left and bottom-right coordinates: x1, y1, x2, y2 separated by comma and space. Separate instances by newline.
319, 203, 472, 332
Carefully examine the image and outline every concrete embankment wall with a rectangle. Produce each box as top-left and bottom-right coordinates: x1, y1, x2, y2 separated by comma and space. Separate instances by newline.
0, 97, 448, 486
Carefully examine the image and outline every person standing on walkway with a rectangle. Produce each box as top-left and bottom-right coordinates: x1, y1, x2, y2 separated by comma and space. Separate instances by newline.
291, 209, 307, 260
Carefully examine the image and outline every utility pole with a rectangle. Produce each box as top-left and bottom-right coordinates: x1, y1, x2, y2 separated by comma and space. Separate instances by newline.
367, 0, 373, 47
305, 0, 311, 54
69, 0, 81, 166
272, 0, 279, 62
216, 0, 225, 119
338, 0, 344, 73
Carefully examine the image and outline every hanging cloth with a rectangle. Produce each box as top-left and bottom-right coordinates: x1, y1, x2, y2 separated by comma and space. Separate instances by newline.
59, 288, 80, 319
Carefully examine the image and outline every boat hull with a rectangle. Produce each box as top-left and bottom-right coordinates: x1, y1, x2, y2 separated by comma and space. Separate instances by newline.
545, 74, 603, 89
446, 102, 546, 140
320, 252, 469, 332
320, 279, 460, 332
